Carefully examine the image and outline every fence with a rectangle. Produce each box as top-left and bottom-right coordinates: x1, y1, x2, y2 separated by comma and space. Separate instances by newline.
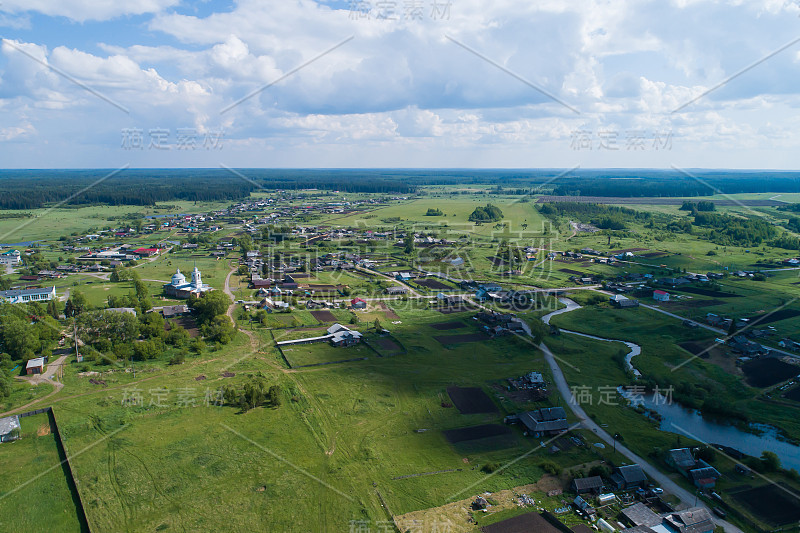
17, 406, 91, 533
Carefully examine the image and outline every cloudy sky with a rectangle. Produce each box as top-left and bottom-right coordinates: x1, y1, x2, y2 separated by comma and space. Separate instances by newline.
0, 0, 799, 168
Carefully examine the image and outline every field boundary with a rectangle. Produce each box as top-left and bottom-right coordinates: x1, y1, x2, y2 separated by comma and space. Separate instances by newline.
270, 331, 294, 369
18, 406, 91, 533
294, 357, 368, 368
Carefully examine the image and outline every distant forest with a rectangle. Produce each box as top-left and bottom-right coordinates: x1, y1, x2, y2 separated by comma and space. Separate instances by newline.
2, 169, 800, 209
0, 169, 419, 209
549, 170, 800, 197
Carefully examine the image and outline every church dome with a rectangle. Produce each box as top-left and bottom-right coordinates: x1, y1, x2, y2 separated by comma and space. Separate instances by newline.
171, 268, 186, 286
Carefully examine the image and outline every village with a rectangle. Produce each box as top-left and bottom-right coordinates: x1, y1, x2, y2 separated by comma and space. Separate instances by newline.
0, 188, 799, 533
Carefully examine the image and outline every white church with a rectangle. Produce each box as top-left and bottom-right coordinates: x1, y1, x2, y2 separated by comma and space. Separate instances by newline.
163, 266, 213, 299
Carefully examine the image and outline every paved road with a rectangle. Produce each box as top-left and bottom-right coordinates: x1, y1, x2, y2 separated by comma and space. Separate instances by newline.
595, 289, 800, 361
538, 301, 743, 533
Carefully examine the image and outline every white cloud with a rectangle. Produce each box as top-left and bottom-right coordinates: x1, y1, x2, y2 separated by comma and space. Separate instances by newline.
0, 0, 179, 22
1, 0, 800, 167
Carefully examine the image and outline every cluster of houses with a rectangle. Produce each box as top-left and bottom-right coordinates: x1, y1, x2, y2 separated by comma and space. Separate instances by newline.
705, 313, 778, 357
666, 448, 722, 489
475, 310, 525, 336
570, 465, 717, 533
76, 244, 164, 263
620, 503, 715, 533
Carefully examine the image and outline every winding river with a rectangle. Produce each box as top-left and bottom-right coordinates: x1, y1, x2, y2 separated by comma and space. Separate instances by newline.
542, 297, 800, 473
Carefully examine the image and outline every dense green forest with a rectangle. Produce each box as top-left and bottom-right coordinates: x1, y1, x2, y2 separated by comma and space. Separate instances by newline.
538, 202, 652, 230
0, 169, 417, 209
550, 172, 800, 197
692, 212, 777, 246
5, 169, 800, 208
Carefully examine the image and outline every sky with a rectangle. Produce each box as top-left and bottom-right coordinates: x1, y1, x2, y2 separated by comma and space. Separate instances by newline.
0, 0, 800, 169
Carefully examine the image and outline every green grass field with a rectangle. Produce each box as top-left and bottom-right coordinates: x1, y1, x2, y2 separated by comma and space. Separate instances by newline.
0, 413, 85, 533
0, 301, 619, 533
2, 187, 800, 532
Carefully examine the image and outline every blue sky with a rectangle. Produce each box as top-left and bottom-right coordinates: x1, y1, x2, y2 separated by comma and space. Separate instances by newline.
1, 0, 800, 168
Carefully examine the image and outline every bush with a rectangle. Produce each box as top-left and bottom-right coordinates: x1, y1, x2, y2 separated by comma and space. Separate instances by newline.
539, 460, 561, 475
481, 462, 500, 474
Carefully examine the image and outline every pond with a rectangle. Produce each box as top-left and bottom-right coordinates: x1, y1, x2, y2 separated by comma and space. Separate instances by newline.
618, 387, 800, 472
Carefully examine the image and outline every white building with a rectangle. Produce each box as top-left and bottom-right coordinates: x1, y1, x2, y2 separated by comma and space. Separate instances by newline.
163, 267, 213, 299
0, 286, 57, 304
0, 249, 21, 266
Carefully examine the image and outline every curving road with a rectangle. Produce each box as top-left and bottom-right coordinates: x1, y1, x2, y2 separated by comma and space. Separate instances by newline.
538, 299, 743, 533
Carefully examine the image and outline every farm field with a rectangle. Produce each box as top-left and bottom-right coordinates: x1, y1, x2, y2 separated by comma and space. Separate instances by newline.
3, 180, 800, 533
0, 200, 230, 244
0, 301, 623, 533
0, 412, 86, 533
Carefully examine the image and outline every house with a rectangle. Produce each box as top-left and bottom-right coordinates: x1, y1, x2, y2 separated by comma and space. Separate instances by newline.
133, 247, 159, 257
620, 502, 661, 528
386, 286, 407, 295
0, 286, 57, 304
571, 476, 604, 495
326, 324, 363, 347
653, 290, 670, 302
688, 464, 722, 489
610, 464, 647, 489
729, 335, 763, 357
663, 508, 715, 533
0, 415, 21, 443
666, 448, 723, 487
252, 279, 271, 289
666, 448, 696, 475
442, 295, 465, 308
778, 338, 800, 351
518, 407, 569, 436
472, 496, 488, 510
330, 329, 362, 346
351, 298, 367, 309
26, 357, 46, 375
610, 294, 639, 308
0, 249, 22, 266
106, 307, 137, 316
161, 305, 190, 318
305, 300, 325, 310
395, 272, 413, 281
